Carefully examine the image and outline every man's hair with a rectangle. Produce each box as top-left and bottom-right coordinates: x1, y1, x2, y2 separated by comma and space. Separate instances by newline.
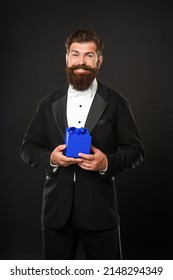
65, 29, 104, 57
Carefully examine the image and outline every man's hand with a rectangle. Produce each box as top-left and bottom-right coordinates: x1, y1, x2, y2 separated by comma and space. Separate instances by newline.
50, 144, 82, 167
77, 145, 108, 172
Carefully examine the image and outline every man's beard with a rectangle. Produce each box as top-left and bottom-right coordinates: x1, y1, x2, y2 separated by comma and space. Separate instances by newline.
66, 64, 98, 91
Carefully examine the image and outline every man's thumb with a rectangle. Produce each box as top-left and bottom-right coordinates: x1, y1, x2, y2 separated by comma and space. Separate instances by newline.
57, 144, 66, 151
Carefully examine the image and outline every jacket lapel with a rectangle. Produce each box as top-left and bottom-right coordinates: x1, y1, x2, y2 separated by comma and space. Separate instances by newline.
52, 88, 68, 139
84, 83, 109, 133
52, 82, 109, 137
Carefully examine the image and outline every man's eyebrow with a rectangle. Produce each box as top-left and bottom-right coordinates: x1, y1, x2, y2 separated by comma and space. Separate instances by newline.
71, 50, 94, 54
85, 52, 94, 55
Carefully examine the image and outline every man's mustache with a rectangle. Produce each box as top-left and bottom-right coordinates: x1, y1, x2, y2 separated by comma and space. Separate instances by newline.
69, 64, 95, 71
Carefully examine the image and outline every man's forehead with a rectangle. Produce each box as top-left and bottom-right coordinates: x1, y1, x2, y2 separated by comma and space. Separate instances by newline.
70, 42, 97, 53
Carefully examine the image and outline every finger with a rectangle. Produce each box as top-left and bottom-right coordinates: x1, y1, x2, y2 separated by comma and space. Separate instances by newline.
61, 154, 76, 162
56, 144, 66, 152
60, 154, 83, 163
91, 145, 98, 152
75, 158, 83, 163
78, 153, 94, 160
77, 162, 91, 170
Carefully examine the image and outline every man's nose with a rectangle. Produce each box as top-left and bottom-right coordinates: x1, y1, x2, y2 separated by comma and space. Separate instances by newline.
78, 55, 86, 65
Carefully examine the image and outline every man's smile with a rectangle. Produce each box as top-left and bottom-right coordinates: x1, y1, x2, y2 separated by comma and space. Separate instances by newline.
73, 69, 90, 74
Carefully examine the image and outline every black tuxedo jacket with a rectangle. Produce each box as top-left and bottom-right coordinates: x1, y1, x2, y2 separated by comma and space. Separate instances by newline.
20, 82, 144, 231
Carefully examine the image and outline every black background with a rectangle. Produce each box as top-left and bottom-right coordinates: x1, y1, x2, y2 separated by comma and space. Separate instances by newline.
1, 0, 173, 259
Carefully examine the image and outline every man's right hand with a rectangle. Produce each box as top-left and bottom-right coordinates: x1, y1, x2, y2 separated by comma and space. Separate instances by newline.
50, 144, 82, 167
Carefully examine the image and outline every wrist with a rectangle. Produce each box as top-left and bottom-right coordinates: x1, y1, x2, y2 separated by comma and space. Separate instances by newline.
50, 152, 56, 165
50, 153, 59, 167
99, 156, 108, 174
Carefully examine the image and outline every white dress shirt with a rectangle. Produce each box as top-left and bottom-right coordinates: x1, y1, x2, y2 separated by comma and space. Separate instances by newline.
67, 78, 98, 127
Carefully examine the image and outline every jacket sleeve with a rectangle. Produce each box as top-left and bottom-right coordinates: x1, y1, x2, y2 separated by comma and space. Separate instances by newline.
103, 97, 145, 178
20, 100, 56, 174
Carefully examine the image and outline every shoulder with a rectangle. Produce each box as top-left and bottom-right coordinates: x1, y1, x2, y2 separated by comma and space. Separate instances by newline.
97, 81, 129, 105
37, 85, 68, 107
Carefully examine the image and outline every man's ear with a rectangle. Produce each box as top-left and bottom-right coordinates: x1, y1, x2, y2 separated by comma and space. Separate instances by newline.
98, 55, 103, 68
66, 53, 68, 66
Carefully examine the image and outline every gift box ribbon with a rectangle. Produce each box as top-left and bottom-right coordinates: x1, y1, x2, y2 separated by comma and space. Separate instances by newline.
67, 127, 87, 135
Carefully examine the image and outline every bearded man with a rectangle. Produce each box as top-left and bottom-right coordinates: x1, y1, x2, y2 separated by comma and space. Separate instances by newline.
20, 29, 144, 260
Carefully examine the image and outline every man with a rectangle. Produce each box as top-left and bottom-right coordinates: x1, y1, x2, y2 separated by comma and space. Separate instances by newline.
20, 29, 144, 260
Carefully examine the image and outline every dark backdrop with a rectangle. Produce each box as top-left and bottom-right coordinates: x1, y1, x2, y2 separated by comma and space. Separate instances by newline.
1, 0, 173, 259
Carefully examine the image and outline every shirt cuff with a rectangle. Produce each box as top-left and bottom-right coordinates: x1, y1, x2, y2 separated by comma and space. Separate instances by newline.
99, 164, 108, 175
50, 160, 59, 173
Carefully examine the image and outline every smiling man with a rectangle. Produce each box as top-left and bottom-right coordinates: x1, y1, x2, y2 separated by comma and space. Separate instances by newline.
20, 29, 145, 260
65, 40, 102, 91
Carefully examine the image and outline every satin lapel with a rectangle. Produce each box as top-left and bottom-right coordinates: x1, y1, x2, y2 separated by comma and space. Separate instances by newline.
52, 93, 68, 139
84, 84, 109, 133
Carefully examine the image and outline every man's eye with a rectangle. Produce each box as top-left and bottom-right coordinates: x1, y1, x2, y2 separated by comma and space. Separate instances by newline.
86, 54, 93, 58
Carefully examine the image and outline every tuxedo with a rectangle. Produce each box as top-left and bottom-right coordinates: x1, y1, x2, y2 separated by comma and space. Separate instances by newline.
20, 82, 144, 232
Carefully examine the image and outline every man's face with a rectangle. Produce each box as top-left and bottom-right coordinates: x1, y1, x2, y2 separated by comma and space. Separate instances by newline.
66, 42, 103, 91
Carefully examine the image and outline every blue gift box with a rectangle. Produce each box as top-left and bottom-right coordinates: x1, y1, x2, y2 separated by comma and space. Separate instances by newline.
64, 127, 92, 158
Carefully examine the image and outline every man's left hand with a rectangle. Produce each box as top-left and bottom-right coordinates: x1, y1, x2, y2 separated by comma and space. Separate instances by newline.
77, 145, 108, 172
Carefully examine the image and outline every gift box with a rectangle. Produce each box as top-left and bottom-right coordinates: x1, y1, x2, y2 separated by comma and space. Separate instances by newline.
64, 127, 92, 158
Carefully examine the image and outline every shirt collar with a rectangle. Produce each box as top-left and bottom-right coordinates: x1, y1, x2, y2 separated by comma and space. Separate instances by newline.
68, 78, 98, 98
